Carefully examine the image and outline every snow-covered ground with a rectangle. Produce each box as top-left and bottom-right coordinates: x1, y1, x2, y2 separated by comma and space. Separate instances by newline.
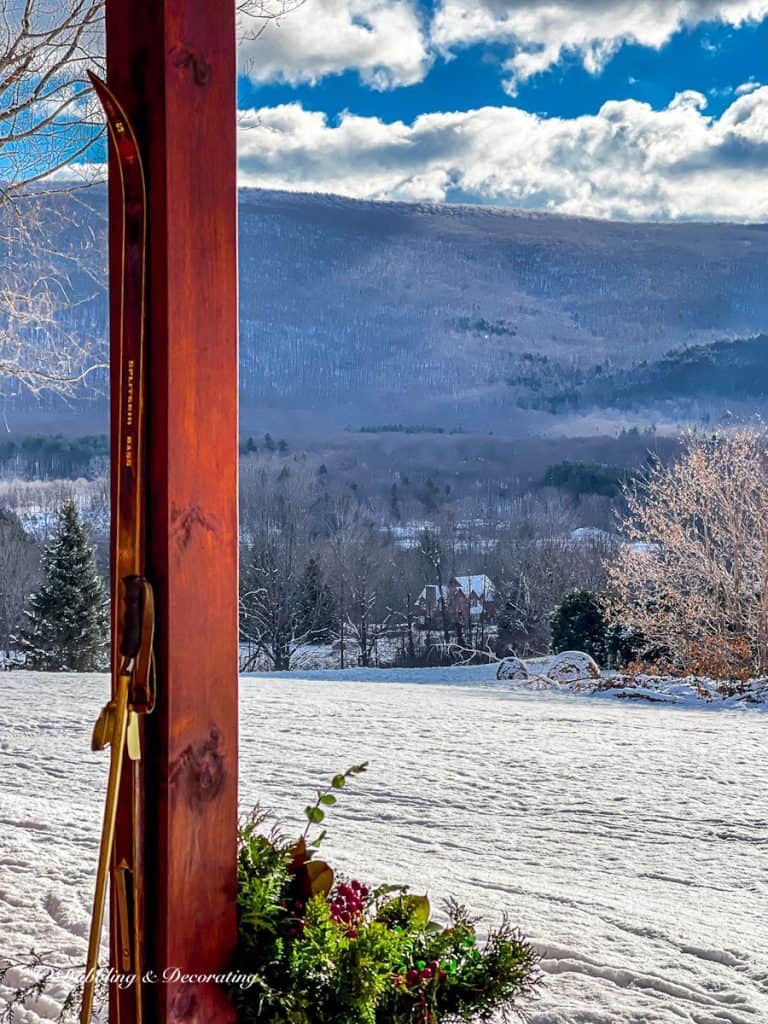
1, 666, 766, 1023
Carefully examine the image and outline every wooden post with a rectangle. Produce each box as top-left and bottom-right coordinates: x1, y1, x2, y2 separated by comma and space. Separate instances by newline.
105, 3, 238, 1022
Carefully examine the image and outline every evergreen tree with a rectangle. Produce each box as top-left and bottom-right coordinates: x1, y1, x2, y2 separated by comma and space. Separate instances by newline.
390, 483, 401, 522
15, 500, 108, 670
550, 588, 607, 664
297, 558, 336, 643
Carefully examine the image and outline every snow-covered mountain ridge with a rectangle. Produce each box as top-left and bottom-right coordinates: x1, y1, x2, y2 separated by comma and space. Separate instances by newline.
6, 187, 768, 432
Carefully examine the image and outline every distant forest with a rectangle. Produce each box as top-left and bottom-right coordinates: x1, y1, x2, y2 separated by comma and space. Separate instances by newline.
0, 435, 108, 479
524, 335, 768, 414
0, 428, 675, 515
6, 188, 768, 435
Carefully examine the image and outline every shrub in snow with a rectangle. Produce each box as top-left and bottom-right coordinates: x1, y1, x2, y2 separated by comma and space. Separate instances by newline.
550, 589, 608, 664
546, 650, 601, 684
234, 765, 540, 1023
496, 657, 529, 681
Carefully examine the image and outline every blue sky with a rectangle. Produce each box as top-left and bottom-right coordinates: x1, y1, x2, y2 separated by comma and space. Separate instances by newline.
233, 0, 768, 221
239, 16, 768, 123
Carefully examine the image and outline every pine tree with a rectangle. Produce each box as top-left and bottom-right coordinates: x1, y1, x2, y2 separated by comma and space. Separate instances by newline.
15, 499, 108, 670
297, 558, 336, 643
550, 589, 607, 664
390, 483, 401, 522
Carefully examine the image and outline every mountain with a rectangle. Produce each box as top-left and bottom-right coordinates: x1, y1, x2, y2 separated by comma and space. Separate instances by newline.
4, 187, 768, 434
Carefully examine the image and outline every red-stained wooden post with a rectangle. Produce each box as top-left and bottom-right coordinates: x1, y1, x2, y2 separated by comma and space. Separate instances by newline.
105, 3, 238, 1022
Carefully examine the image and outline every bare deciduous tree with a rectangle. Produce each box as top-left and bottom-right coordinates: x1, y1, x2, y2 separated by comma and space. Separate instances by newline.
239, 463, 321, 670
496, 536, 611, 658
1, 1, 106, 395
607, 429, 768, 678
1, 0, 307, 199
237, 0, 306, 44
0, 507, 40, 655
1, 0, 306, 398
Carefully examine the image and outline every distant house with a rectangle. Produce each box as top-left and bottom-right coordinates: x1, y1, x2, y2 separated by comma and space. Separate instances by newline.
417, 575, 496, 625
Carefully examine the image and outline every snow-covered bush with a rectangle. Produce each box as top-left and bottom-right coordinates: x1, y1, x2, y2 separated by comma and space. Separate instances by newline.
496, 656, 529, 681
546, 650, 601, 684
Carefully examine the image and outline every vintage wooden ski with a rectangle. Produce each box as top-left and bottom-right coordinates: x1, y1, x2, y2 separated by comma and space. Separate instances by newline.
81, 71, 155, 1024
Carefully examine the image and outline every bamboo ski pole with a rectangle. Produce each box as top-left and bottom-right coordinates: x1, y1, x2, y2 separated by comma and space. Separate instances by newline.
81, 672, 134, 1024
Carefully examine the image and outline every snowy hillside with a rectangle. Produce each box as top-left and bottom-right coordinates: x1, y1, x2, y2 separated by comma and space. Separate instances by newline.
5, 189, 768, 432
1, 668, 766, 1024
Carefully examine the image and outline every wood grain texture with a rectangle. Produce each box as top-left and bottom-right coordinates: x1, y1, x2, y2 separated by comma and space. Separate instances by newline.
105, 3, 238, 1022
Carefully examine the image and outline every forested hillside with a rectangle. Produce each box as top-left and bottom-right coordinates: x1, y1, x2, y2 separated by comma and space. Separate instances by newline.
4, 188, 768, 432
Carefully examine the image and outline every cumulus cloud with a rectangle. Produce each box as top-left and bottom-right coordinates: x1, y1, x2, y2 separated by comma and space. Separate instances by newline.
237, 88, 768, 221
239, 0, 430, 89
431, 0, 768, 93
241, 0, 768, 94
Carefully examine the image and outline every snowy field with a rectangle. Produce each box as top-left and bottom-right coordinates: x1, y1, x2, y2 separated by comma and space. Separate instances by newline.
1, 666, 766, 1023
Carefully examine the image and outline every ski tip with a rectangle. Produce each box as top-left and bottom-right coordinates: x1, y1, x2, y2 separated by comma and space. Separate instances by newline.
86, 68, 106, 90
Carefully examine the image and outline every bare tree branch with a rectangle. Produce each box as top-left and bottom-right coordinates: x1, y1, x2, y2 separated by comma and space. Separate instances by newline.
0, 0, 306, 399
237, 0, 307, 44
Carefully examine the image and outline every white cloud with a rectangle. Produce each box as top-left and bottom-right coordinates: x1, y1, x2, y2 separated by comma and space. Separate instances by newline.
736, 79, 762, 94
237, 88, 768, 221
239, 0, 430, 90
240, 0, 768, 94
431, 0, 768, 93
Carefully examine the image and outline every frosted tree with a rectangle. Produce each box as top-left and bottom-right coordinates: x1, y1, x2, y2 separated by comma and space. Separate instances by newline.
418, 526, 451, 644
15, 498, 108, 670
0, 507, 40, 655
0, 0, 305, 397
296, 557, 335, 643
239, 465, 318, 671
323, 497, 389, 668
607, 429, 768, 678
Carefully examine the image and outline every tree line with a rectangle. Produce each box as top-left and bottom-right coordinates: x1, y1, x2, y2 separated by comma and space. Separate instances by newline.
0, 435, 109, 480
4, 429, 768, 682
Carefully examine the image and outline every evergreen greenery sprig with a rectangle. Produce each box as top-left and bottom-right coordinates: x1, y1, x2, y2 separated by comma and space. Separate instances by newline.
233, 767, 540, 1023
302, 761, 368, 844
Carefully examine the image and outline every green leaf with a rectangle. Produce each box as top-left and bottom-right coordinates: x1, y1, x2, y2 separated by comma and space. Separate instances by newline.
319, 794, 337, 806
331, 775, 346, 789
401, 894, 431, 927
304, 806, 325, 824
310, 830, 327, 849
